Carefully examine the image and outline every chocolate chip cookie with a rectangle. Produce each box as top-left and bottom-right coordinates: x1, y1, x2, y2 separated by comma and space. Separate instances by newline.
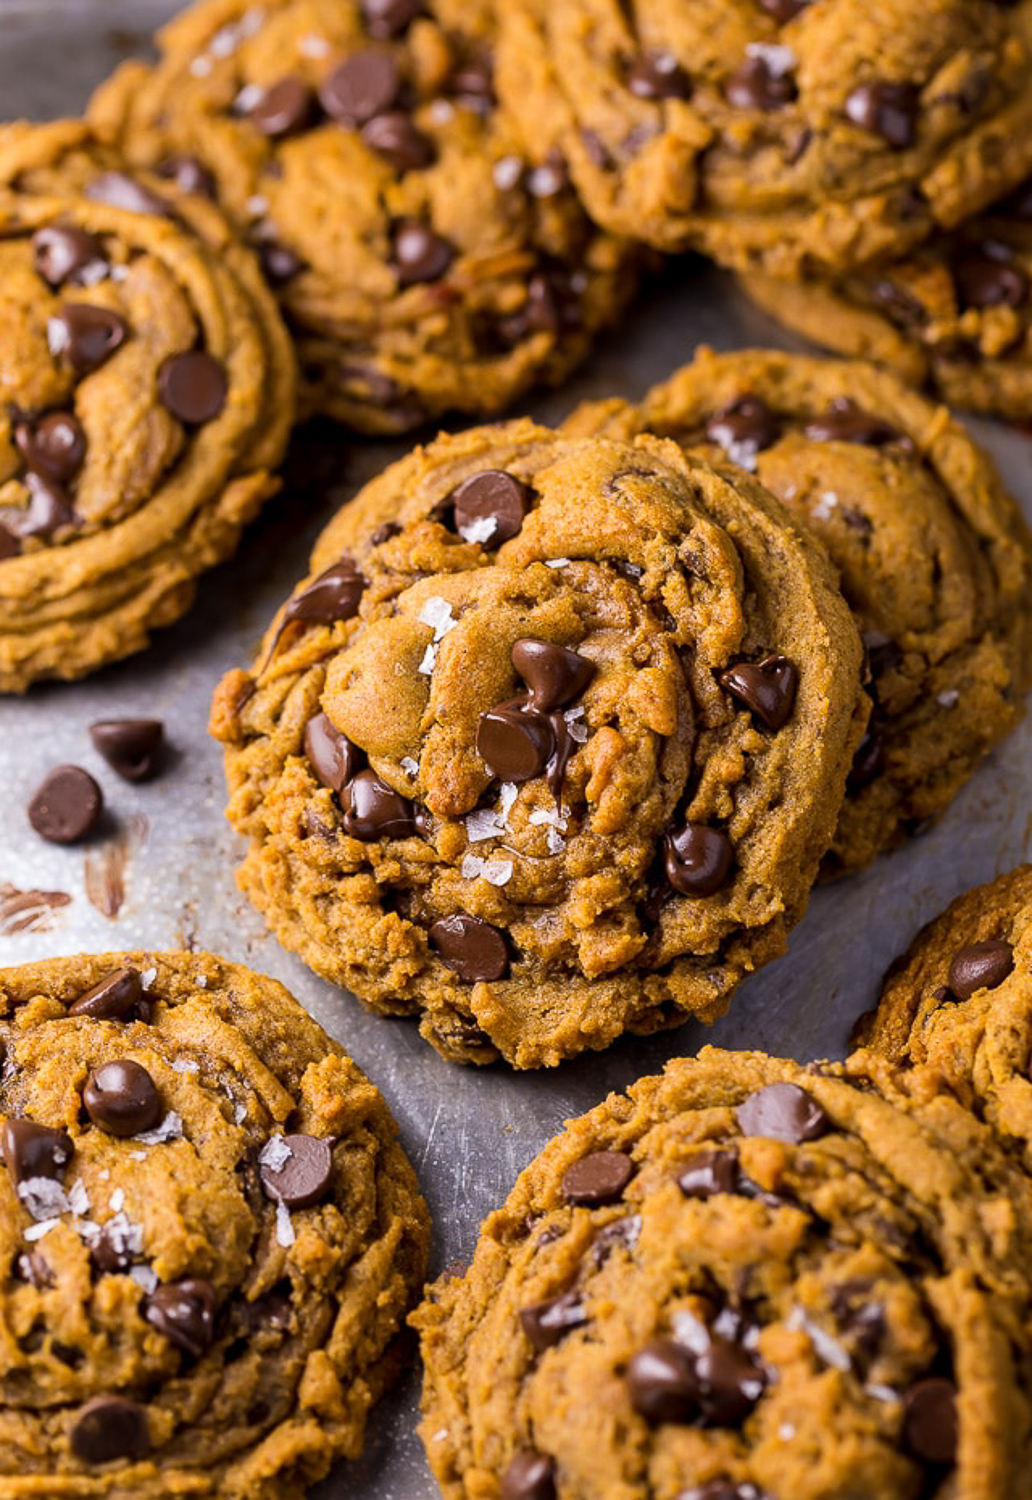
564, 347, 1032, 874
0, 120, 296, 693
88, 0, 637, 434
0, 949, 429, 1497
856, 865, 1032, 1163
415, 1044, 1032, 1499
494, 0, 1032, 276
740, 171, 1032, 421
211, 419, 866, 1067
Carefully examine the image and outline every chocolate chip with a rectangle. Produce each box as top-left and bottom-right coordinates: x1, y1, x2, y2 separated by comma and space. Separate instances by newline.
2, 1119, 74, 1184
70, 967, 144, 1020
526, 154, 569, 197
88, 718, 164, 782
695, 1337, 766, 1424
736, 1082, 829, 1143
758, 0, 810, 16
370, 521, 402, 544
146, 1278, 217, 1357
247, 76, 316, 136
83, 1060, 163, 1138
705, 395, 781, 462
726, 55, 798, 111
845, 82, 919, 149
52, 304, 127, 374
903, 1378, 958, 1465
847, 724, 885, 791
953, 248, 1029, 311
361, 111, 436, 170
430, 912, 509, 982
14, 411, 86, 483
628, 1339, 701, 1422
862, 630, 901, 680
16, 1252, 54, 1289
664, 824, 734, 897
260, 242, 305, 284
89, 1224, 137, 1275
512, 638, 596, 711
678, 1484, 766, 1500
717, 654, 798, 730
361, 0, 425, 38
678, 1149, 739, 1200
947, 939, 1014, 1000
802, 397, 900, 446
70, 1397, 151, 1464
519, 1290, 588, 1351
86, 171, 169, 216
33, 225, 107, 288
158, 351, 228, 425
341, 769, 418, 838
450, 56, 495, 106
259, 1133, 333, 1209
392, 220, 455, 285
591, 1213, 641, 1265
501, 1450, 557, 1500
320, 52, 400, 125
476, 704, 555, 783
304, 713, 361, 793
627, 50, 692, 101
561, 1150, 633, 1205
451, 470, 533, 547
284, 558, 366, 628
28, 765, 103, 844
157, 155, 217, 198
10, 472, 76, 538
870, 277, 927, 327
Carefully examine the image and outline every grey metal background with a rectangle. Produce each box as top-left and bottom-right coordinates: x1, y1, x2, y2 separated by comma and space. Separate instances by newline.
1, 3, 1031, 1494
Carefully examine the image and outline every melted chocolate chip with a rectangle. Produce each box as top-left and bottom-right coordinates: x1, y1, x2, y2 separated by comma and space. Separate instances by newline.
736, 1082, 829, 1143
248, 76, 316, 136
52, 304, 127, 374
705, 394, 782, 461
70, 967, 144, 1020
341, 769, 418, 838
726, 53, 798, 110
361, 0, 425, 37
903, 1378, 958, 1465
28, 765, 103, 844
512, 638, 595, 711
501, 1450, 557, 1500
953, 248, 1030, 311
12, 472, 76, 538
361, 111, 436, 170
695, 1337, 766, 1424
157, 155, 217, 198
802, 397, 901, 446
89, 719, 165, 781
2, 1119, 74, 1184
664, 824, 734, 897
947, 939, 1014, 1000
519, 1290, 587, 1351
561, 1151, 633, 1205
158, 351, 228, 425
83, 1060, 163, 1138
33, 225, 107, 288
283, 558, 366, 630
845, 82, 919, 149
320, 52, 400, 125
477, 704, 555, 782
304, 713, 361, 793
678, 1149, 739, 1200
451, 470, 533, 547
392, 220, 455, 285
628, 1339, 701, 1422
259, 1133, 333, 1209
86, 172, 169, 216
70, 1397, 151, 1464
847, 724, 885, 791
717, 654, 798, 730
430, 912, 509, 982
14, 411, 86, 482
627, 50, 692, 100
146, 1278, 217, 1358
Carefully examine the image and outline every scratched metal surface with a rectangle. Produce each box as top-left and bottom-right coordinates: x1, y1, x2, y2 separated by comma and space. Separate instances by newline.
1, 3, 1032, 1495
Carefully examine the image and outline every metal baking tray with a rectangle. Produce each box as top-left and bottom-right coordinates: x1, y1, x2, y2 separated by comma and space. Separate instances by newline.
1, 4, 1031, 1494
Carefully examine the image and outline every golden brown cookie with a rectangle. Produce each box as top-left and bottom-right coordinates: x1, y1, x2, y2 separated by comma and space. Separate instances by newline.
415, 1045, 1032, 1500
0, 949, 429, 1498
564, 347, 1032, 874
0, 120, 296, 693
211, 418, 866, 1067
87, 0, 637, 434
740, 171, 1032, 421
494, 0, 1032, 276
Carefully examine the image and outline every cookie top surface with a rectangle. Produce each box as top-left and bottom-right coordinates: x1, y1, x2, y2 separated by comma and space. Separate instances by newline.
0, 120, 296, 693
564, 347, 1032, 873
495, 0, 1032, 273
211, 418, 865, 1067
415, 1044, 1032, 1500
0, 949, 429, 1498
87, 0, 637, 433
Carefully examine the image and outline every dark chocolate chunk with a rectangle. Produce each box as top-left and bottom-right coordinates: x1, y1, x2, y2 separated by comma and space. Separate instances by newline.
70, 1397, 151, 1464
259, 1133, 334, 1209
845, 81, 919, 149
52, 304, 127, 374
361, 111, 436, 170
247, 76, 316, 136
736, 1082, 829, 1143
430, 913, 509, 981
561, 1151, 633, 1205
158, 351, 228, 425
512, 638, 595, 711
664, 824, 734, 897
341, 769, 418, 838
678, 1149, 739, 1200
451, 470, 533, 547
903, 1377, 958, 1466
146, 1278, 217, 1358
501, 1450, 557, 1500
304, 713, 361, 793
705, 394, 782, 461
14, 411, 86, 483
320, 52, 400, 125
717, 654, 797, 730
89, 719, 165, 781
33, 225, 107, 288
70, 967, 144, 1020
83, 1060, 163, 1138
392, 220, 455, 285
519, 1290, 587, 1351
28, 765, 103, 844
2, 1118, 74, 1184
947, 939, 1014, 1000
627, 50, 692, 101
628, 1338, 701, 1423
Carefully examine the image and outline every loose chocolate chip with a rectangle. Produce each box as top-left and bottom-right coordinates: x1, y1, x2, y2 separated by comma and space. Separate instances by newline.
627, 50, 692, 101
260, 242, 305, 284
70, 1396, 151, 1464
28, 765, 103, 844
953, 248, 1029, 311
33, 225, 107, 288
451, 470, 533, 547
519, 1290, 588, 1351
341, 769, 417, 838
695, 1338, 766, 1424
847, 724, 885, 791
845, 82, 919, 149
304, 713, 361, 793
83, 1060, 163, 1138
158, 351, 228, 425
392, 220, 455, 285
512, 638, 596, 711
361, 111, 436, 170
284, 558, 367, 628
501, 1450, 557, 1500
248, 76, 316, 136
717, 654, 798, 730
259, 1133, 333, 1208
157, 155, 217, 198
802, 397, 900, 446
664, 824, 734, 897
52, 304, 127, 374
477, 705, 555, 783
947, 939, 1014, 1000
14, 411, 86, 483
726, 55, 798, 111
628, 1339, 701, 1423
678, 1149, 739, 1200
430, 912, 509, 982
2, 1119, 74, 1184
320, 52, 400, 125
86, 171, 169, 216
903, 1378, 958, 1466
705, 394, 782, 461
561, 1150, 633, 1205
758, 0, 810, 16
70, 967, 144, 1020
146, 1278, 217, 1357
14, 472, 76, 538
736, 1082, 829, 1143
88, 718, 165, 782
361, 0, 425, 38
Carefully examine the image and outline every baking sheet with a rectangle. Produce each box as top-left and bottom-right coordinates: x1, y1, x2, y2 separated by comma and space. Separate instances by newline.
1, 4, 1031, 1494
